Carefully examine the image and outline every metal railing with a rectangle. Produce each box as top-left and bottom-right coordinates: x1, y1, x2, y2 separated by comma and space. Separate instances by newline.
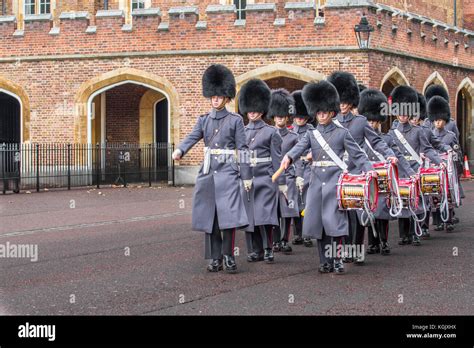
0, 142, 175, 194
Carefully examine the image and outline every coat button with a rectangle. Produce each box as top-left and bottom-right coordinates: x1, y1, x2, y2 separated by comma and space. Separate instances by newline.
214, 157, 218, 160
214, 171, 217, 174
215, 143, 219, 146
322, 182, 326, 185
215, 129, 219, 133
322, 156, 326, 159
322, 169, 326, 172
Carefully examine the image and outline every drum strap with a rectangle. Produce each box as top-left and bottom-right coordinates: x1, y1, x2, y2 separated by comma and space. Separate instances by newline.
364, 138, 385, 162
394, 129, 423, 165
312, 129, 348, 171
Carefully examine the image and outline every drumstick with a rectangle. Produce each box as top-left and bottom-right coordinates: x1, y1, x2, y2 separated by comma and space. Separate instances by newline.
272, 165, 286, 183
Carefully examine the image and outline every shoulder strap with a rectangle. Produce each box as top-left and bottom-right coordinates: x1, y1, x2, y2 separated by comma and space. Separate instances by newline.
333, 119, 344, 128
312, 129, 348, 171
394, 129, 422, 165
364, 137, 385, 162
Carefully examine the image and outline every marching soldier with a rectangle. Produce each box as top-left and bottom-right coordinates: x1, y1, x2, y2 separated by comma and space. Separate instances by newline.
281, 81, 376, 274
239, 79, 283, 264
172, 64, 251, 273
268, 89, 299, 254
327, 71, 396, 264
427, 96, 458, 232
291, 90, 314, 247
387, 85, 444, 246
358, 89, 416, 255
424, 85, 460, 139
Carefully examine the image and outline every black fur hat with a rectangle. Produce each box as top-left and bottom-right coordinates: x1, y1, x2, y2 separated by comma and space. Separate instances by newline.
417, 93, 427, 120
238, 79, 271, 116
425, 84, 449, 102
202, 64, 236, 98
358, 89, 388, 123
358, 84, 367, 93
302, 80, 340, 116
390, 85, 418, 117
327, 71, 360, 107
267, 88, 295, 119
291, 90, 312, 120
428, 96, 451, 123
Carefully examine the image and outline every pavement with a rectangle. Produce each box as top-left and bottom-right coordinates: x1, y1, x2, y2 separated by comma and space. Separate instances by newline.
0, 182, 473, 315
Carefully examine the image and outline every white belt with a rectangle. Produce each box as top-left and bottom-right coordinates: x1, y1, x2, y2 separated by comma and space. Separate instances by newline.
203, 147, 237, 174
312, 161, 338, 167
404, 155, 417, 161
250, 157, 272, 167
207, 148, 237, 155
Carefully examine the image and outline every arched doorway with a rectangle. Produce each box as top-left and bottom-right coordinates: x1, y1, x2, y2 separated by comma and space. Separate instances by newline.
380, 67, 410, 132
456, 78, 474, 165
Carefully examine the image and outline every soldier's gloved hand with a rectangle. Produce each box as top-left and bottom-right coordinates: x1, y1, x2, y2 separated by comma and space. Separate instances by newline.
243, 179, 253, 191
279, 184, 288, 199
296, 177, 304, 191
172, 149, 183, 161
387, 156, 398, 165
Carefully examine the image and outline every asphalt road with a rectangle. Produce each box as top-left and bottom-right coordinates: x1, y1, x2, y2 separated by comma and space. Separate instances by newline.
0, 182, 473, 315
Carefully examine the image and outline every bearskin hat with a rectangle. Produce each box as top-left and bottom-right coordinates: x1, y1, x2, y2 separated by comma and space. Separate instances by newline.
417, 92, 427, 120
267, 88, 295, 119
291, 90, 312, 120
427, 96, 451, 123
390, 85, 419, 117
202, 64, 236, 99
425, 84, 449, 102
358, 89, 388, 123
358, 84, 367, 93
238, 79, 271, 116
327, 71, 360, 107
302, 80, 340, 116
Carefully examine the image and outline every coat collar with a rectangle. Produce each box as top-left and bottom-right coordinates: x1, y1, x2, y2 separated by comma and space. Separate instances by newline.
278, 127, 289, 137
433, 127, 446, 137
247, 119, 266, 130
335, 111, 355, 123
316, 121, 336, 133
210, 108, 229, 119
397, 121, 413, 133
292, 123, 314, 134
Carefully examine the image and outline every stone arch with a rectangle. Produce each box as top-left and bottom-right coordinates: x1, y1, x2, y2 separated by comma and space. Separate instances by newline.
455, 77, 474, 163
422, 71, 450, 96
232, 63, 325, 112
74, 67, 180, 144
379, 66, 410, 90
0, 76, 31, 142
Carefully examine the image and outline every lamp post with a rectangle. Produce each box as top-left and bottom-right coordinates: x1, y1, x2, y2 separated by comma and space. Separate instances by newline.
354, 15, 374, 49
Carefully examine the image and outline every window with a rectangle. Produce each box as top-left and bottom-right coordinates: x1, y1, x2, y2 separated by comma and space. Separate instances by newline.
131, 0, 145, 10
234, 0, 246, 20
24, 0, 35, 15
39, 0, 50, 14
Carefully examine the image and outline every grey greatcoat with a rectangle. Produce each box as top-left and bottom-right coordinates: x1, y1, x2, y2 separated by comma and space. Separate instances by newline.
243, 119, 283, 232
421, 123, 451, 152
286, 121, 373, 239
292, 123, 315, 211
364, 130, 416, 220
277, 127, 300, 218
388, 122, 441, 217
424, 118, 460, 139
177, 108, 252, 234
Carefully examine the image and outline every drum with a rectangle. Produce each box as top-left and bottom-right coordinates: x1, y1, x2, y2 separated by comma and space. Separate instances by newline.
440, 153, 461, 207
337, 173, 378, 211
372, 161, 399, 193
398, 177, 419, 211
419, 167, 444, 195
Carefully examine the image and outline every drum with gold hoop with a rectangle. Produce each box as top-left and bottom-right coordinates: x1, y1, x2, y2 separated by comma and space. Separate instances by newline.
337, 173, 379, 211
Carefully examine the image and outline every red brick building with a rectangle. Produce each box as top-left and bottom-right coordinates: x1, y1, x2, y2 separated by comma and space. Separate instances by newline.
0, 0, 473, 184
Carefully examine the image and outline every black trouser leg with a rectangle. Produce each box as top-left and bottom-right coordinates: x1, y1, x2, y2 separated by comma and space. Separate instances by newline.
281, 218, 292, 242
398, 218, 410, 238
354, 218, 365, 248
293, 217, 303, 238
346, 210, 358, 245
432, 209, 441, 226
378, 219, 389, 243
409, 215, 423, 238
317, 229, 333, 265
222, 228, 235, 256
205, 212, 223, 260
422, 211, 430, 229
368, 221, 380, 246
246, 230, 264, 255
272, 225, 281, 244
260, 225, 273, 250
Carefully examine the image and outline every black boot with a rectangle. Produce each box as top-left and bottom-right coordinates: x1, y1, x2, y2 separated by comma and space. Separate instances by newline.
223, 255, 237, 273
264, 248, 274, 263
280, 241, 292, 254
318, 262, 334, 273
367, 244, 380, 254
334, 259, 345, 274
452, 216, 460, 224
272, 242, 281, 252
446, 223, 454, 232
398, 236, 411, 245
434, 224, 444, 231
292, 236, 303, 245
412, 235, 421, 246
303, 237, 313, 247
380, 242, 391, 255
247, 252, 264, 262
421, 227, 430, 239
207, 259, 223, 272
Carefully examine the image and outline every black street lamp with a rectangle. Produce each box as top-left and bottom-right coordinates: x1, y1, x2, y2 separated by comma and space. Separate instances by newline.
354, 15, 374, 49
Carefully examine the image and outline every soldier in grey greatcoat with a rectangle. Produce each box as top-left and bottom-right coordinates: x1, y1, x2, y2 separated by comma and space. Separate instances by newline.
267, 89, 299, 254
239, 79, 283, 264
387, 86, 444, 246
358, 89, 416, 256
327, 71, 397, 264
282, 81, 376, 274
290, 90, 314, 247
428, 96, 459, 232
172, 64, 251, 273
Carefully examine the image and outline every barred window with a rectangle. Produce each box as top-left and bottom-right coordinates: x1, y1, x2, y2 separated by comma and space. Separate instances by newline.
131, 0, 145, 10
234, 0, 246, 20
39, 0, 50, 14
24, 0, 35, 15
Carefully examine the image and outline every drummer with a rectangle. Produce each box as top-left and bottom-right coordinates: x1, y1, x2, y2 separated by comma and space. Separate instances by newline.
427, 96, 458, 232
358, 89, 416, 255
387, 86, 445, 246
281, 80, 376, 275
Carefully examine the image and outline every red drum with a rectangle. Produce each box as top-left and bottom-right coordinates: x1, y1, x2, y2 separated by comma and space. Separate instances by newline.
372, 161, 399, 193
419, 167, 445, 196
337, 173, 379, 211
398, 177, 419, 211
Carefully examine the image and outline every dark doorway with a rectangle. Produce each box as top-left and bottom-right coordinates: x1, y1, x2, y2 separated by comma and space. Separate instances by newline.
456, 89, 469, 158
381, 80, 397, 133
155, 98, 169, 181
